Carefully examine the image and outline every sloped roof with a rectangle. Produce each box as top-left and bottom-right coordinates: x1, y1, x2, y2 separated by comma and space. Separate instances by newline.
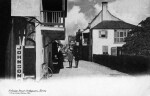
92, 20, 137, 29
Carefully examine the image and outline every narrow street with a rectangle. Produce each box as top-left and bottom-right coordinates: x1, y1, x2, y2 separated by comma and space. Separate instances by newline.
1, 61, 150, 96
41, 61, 150, 96
52, 60, 127, 79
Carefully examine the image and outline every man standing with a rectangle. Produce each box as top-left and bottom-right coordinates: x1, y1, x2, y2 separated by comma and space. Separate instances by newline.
74, 46, 80, 68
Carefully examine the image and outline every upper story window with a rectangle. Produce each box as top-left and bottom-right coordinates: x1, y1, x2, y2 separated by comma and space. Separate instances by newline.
26, 23, 35, 46
114, 29, 128, 43
41, 0, 67, 26
99, 30, 107, 38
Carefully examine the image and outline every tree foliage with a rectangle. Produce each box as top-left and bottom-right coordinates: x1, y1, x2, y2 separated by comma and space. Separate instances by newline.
123, 17, 150, 56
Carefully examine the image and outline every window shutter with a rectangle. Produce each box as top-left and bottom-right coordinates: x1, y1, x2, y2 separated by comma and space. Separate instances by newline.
106, 31, 108, 38
111, 47, 117, 56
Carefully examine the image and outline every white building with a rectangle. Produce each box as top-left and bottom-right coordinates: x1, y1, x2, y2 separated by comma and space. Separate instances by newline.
91, 2, 136, 56
92, 21, 134, 56
81, 2, 136, 61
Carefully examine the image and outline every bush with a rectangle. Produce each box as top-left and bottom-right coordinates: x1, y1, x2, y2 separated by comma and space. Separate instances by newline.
93, 54, 150, 74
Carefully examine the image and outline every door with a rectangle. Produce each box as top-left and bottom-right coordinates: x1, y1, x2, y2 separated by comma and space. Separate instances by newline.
23, 46, 36, 76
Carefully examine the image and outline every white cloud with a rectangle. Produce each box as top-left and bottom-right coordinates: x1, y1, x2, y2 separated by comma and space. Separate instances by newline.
108, 0, 150, 24
62, 6, 89, 44
94, 3, 102, 14
66, 6, 88, 35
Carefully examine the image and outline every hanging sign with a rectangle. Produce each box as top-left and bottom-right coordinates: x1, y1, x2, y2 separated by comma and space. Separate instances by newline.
16, 45, 23, 80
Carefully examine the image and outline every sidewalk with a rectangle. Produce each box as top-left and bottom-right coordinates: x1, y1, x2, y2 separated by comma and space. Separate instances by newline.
52, 60, 127, 79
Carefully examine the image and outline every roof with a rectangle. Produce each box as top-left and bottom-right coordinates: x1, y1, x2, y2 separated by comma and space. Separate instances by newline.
92, 20, 137, 29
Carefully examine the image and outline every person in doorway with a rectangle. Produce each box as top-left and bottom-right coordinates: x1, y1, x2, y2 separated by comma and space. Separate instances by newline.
74, 47, 80, 68
57, 48, 64, 69
67, 49, 73, 68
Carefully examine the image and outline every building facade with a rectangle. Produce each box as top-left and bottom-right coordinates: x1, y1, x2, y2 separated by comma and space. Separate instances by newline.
5, 0, 67, 80
81, 2, 136, 61
92, 21, 135, 56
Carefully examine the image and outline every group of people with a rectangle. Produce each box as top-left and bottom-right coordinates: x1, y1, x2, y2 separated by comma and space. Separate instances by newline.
67, 47, 80, 68
57, 46, 80, 69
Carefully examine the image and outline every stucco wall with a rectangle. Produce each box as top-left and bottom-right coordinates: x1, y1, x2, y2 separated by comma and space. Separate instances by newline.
11, 0, 40, 16
92, 29, 125, 55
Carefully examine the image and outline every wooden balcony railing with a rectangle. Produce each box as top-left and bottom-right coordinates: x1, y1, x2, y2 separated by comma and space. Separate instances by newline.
41, 11, 65, 27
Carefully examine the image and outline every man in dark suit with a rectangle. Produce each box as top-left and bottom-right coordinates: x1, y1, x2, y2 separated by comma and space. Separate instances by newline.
73, 46, 80, 68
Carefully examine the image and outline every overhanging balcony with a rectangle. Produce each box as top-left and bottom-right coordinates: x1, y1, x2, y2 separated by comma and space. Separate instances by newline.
41, 10, 65, 27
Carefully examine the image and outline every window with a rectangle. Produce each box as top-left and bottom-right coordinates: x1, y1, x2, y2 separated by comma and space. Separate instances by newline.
114, 30, 128, 43
99, 30, 107, 38
111, 47, 123, 56
83, 38, 88, 45
102, 46, 108, 55
111, 47, 117, 56
25, 23, 35, 46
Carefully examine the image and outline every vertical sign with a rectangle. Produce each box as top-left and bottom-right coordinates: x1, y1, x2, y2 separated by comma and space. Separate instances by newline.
16, 45, 23, 80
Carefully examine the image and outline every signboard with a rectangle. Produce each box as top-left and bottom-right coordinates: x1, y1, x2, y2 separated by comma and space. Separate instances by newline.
16, 45, 23, 80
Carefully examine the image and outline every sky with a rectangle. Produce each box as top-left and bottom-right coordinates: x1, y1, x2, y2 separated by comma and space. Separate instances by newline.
62, 0, 150, 44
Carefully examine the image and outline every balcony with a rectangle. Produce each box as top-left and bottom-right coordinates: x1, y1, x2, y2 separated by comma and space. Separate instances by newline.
41, 10, 65, 27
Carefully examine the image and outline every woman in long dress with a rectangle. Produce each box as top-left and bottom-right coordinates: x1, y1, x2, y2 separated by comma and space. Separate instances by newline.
57, 49, 64, 69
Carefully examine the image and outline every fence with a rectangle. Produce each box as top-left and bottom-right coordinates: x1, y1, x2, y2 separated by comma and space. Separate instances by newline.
93, 55, 150, 74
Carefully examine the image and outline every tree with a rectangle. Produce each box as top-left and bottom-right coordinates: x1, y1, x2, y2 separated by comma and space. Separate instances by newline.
123, 17, 150, 56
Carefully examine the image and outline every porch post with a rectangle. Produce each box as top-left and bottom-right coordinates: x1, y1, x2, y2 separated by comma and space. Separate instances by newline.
35, 21, 42, 81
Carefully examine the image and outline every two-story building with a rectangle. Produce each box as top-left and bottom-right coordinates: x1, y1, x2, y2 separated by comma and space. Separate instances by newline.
5, 0, 67, 81
81, 2, 136, 61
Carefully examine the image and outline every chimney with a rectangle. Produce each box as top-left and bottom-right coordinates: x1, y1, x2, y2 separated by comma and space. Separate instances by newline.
102, 2, 108, 11
102, 2, 108, 21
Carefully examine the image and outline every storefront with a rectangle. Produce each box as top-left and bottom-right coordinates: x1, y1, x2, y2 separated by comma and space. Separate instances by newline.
6, 0, 67, 80
5, 17, 36, 80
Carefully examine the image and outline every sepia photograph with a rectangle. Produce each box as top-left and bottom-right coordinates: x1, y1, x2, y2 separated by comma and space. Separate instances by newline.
0, 0, 150, 96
